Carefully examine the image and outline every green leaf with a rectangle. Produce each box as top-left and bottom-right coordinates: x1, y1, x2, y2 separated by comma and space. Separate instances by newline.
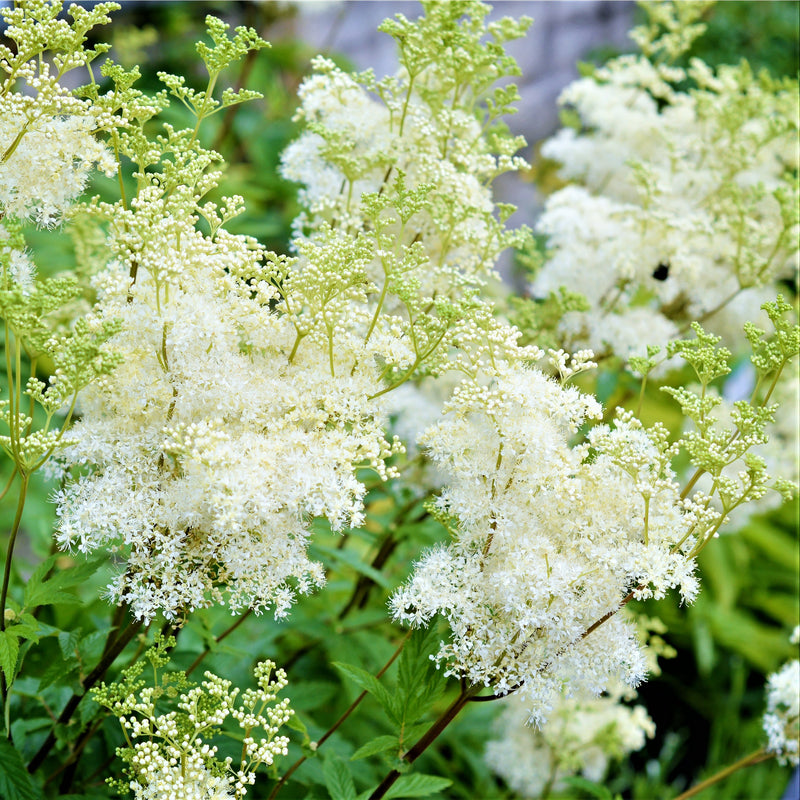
322, 754, 357, 800
740, 522, 800, 572
396, 628, 446, 723
287, 679, 338, 711
24, 556, 104, 609
562, 776, 620, 799
78, 629, 109, 666
285, 710, 310, 739
333, 662, 400, 724
2, 620, 41, 642
0, 631, 20, 686
59, 796, 103, 799
312, 544, 391, 589
384, 773, 452, 798
351, 735, 400, 761
703, 602, 790, 672
58, 629, 81, 661
38, 656, 78, 692
0, 738, 43, 800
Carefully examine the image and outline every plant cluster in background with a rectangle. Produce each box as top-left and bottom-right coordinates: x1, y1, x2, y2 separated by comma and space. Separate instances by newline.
0, 2, 797, 800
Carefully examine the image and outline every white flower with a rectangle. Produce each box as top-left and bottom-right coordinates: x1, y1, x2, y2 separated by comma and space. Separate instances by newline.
55, 204, 400, 622
0, 111, 114, 226
132, 762, 235, 800
763, 657, 800, 766
391, 368, 697, 724
532, 51, 799, 363
486, 687, 655, 798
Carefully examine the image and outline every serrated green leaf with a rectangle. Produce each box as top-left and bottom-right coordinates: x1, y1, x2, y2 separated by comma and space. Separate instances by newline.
22, 556, 59, 598
396, 628, 446, 723
351, 735, 400, 761
78, 629, 109, 666
24, 556, 104, 609
0, 631, 20, 687
285, 710, 310, 740
2, 621, 41, 641
0, 738, 43, 800
58, 629, 81, 661
38, 655, 78, 692
384, 773, 452, 798
322, 754, 357, 800
333, 662, 400, 724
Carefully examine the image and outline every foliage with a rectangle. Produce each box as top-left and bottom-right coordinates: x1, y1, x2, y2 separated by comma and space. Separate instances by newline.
0, 2, 797, 800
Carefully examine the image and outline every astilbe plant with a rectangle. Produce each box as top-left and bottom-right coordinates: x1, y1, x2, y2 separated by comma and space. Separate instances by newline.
0, 1, 797, 799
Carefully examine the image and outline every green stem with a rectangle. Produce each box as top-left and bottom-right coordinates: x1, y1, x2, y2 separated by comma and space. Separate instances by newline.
671, 748, 774, 800
364, 272, 390, 345
0, 467, 18, 505
636, 373, 648, 418
287, 330, 306, 364
1, 122, 31, 164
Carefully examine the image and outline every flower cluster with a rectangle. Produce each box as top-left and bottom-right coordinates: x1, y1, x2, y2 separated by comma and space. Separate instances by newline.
391, 366, 702, 723
0, 1, 119, 225
280, 1, 535, 387
485, 617, 674, 797
390, 291, 797, 725
93, 638, 293, 799
53, 207, 399, 618
530, 2, 799, 367
763, 627, 800, 767
46, 1, 539, 622
486, 689, 655, 798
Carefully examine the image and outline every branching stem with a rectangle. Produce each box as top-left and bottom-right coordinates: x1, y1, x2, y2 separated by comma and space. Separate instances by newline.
268, 629, 412, 800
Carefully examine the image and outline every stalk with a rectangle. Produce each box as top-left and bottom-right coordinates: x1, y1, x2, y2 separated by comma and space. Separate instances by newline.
0, 473, 28, 639
27, 615, 144, 774
268, 629, 412, 800
185, 609, 253, 676
671, 748, 773, 800
368, 683, 482, 799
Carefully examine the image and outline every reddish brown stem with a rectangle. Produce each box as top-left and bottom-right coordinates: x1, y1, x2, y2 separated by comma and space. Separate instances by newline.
267, 629, 412, 800
368, 683, 482, 799
27, 616, 143, 774
185, 609, 253, 676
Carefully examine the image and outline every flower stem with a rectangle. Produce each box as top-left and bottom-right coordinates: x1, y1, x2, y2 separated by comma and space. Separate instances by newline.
368, 682, 482, 799
671, 748, 774, 800
268, 629, 412, 800
185, 609, 253, 676
0, 472, 29, 639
